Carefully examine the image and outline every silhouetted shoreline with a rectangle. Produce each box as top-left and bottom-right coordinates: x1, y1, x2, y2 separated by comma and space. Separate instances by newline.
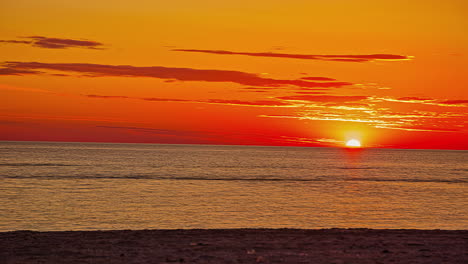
1, 228, 467, 263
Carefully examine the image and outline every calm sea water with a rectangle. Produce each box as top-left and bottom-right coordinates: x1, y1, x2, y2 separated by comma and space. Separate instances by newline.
0, 141, 466, 231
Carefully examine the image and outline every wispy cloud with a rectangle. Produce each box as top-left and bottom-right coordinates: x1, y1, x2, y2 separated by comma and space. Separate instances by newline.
0, 36, 105, 49
0, 68, 41, 76
279, 135, 345, 146
96, 125, 213, 138
290, 91, 326, 95
261, 111, 465, 133
396, 97, 433, 101
201, 99, 292, 107
260, 97, 466, 133
438, 100, 468, 105
277, 95, 369, 103
374, 96, 468, 107
173, 49, 413, 62
0, 61, 351, 88
0, 83, 52, 93
260, 114, 383, 124
85, 94, 293, 107
94, 125, 316, 146
374, 125, 461, 132
0, 40, 31, 44
86, 94, 132, 99
315, 138, 343, 144
300, 77, 336, 81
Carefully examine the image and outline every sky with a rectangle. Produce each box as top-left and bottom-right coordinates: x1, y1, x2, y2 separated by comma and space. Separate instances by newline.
0, 0, 467, 149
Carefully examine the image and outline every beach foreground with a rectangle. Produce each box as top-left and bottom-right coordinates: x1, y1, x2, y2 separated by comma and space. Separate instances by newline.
1, 229, 466, 264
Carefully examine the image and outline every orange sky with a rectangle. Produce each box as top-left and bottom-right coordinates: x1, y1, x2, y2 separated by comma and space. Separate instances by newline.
1, 0, 467, 149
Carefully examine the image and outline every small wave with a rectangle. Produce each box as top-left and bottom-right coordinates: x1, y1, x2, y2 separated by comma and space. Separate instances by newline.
337, 166, 378, 170
1, 175, 465, 184
0, 163, 77, 167
1, 175, 323, 182
451, 168, 468, 172
347, 177, 466, 184
167, 177, 321, 182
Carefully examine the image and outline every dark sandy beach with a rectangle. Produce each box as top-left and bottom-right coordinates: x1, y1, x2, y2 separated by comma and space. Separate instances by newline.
1, 229, 467, 264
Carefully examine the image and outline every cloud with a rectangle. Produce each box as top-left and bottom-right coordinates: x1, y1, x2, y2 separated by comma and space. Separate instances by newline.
95, 125, 307, 146
277, 95, 369, 103
375, 125, 460, 132
374, 96, 468, 107
374, 97, 435, 104
96, 125, 211, 137
292, 91, 326, 95
0, 36, 105, 49
0, 120, 29, 125
272, 135, 344, 147
260, 114, 383, 124
0, 68, 42, 76
300, 77, 336, 81
201, 99, 291, 107
397, 97, 433, 101
324, 102, 373, 111
138, 97, 193, 103
172, 49, 413, 62
91, 125, 233, 145
85, 94, 293, 107
438, 100, 468, 105
260, 102, 466, 133
1, 61, 351, 88
315, 138, 343, 144
95, 125, 315, 146
239, 89, 270, 93
279, 136, 327, 145
0, 40, 31, 44
86, 94, 131, 99
325, 102, 371, 107
0, 83, 52, 93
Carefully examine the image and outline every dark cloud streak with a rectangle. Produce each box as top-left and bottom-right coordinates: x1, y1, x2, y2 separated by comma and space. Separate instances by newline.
439, 100, 468, 105
173, 49, 412, 62
300, 77, 336, 81
85, 94, 292, 107
0, 68, 42, 76
277, 95, 369, 103
397, 97, 433, 101
0, 36, 105, 49
1, 61, 351, 88
0, 40, 31, 44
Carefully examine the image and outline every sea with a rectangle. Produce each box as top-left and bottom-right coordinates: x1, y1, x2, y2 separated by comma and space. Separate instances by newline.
0, 141, 466, 231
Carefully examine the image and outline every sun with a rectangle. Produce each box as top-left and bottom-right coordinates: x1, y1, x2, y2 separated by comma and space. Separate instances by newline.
345, 139, 361, 148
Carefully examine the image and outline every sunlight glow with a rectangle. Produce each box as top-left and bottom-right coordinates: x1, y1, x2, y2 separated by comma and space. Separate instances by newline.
345, 139, 361, 148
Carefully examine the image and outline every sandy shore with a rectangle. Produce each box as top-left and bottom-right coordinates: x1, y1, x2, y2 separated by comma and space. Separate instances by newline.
1, 228, 467, 263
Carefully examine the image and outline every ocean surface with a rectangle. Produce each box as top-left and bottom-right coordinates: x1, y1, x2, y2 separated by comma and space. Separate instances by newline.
0, 141, 466, 231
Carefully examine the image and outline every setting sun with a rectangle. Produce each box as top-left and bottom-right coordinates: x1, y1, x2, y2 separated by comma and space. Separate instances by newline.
346, 139, 362, 148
